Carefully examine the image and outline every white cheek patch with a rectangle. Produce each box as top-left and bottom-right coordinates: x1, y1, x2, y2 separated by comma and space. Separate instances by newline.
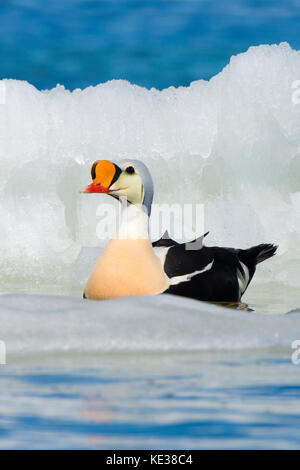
169, 261, 214, 286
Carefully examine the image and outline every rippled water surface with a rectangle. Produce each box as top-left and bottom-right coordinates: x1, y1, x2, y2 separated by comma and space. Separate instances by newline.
1, 0, 300, 450
0, 293, 300, 449
1, 347, 300, 449
1, 0, 300, 90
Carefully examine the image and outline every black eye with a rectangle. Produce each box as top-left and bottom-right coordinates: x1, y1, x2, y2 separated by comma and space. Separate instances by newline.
125, 166, 135, 174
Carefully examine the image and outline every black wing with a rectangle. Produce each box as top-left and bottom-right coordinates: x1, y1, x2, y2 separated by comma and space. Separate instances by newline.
153, 232, 277, 303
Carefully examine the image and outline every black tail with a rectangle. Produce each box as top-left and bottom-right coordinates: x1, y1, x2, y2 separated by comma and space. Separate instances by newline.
238, 243, 278, 267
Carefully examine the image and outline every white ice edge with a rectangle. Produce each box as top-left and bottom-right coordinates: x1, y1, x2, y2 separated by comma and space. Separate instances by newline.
1, 293, 300, 355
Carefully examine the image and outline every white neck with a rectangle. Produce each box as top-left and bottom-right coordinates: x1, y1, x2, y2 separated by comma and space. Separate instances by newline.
114, 203, 149, 240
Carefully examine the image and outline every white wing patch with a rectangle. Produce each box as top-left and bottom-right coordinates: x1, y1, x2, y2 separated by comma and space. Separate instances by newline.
169, 261, 214, 286
153, 246, 171, 269
237, 261, 250, 296
154, 245, 214, 287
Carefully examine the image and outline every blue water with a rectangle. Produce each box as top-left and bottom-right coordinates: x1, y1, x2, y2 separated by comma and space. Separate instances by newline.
0, 0, 299, 91
2, 351, 300, 449
1, 292, 300, 449
1, 0, 300, 450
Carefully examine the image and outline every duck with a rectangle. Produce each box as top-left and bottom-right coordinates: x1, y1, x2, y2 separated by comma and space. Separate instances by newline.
80, 158, 277, 302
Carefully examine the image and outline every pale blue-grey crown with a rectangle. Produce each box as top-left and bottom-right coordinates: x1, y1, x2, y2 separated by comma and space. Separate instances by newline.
117, 159, 154, 216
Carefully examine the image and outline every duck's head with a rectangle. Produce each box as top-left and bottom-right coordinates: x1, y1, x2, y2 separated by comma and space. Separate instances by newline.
81, 159, 154, 215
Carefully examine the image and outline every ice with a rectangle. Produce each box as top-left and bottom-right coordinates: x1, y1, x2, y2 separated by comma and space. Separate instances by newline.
1, 293, 300, 359
1, 42, 300, 294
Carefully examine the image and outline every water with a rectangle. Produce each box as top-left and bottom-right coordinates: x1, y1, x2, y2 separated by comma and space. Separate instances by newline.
1, 0, 300, 449
1, 293, 300, 449
2, 351, 300, 449
1, 0, 300, 91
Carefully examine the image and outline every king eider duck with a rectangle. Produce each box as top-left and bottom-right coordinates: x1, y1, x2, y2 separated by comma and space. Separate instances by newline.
81, 159, 277, 302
